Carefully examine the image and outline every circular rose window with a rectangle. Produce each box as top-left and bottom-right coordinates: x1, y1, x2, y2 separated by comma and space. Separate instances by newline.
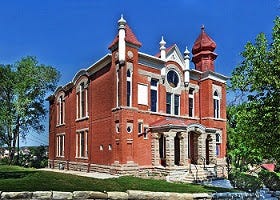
167, 70, 179, 88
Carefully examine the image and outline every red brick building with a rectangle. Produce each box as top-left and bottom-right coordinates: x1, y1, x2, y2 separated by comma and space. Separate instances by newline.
48, 16, 228, 182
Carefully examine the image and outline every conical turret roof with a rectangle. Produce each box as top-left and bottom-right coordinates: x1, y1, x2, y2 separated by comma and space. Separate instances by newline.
192, 25, 216, 55
108, 24, 142, 49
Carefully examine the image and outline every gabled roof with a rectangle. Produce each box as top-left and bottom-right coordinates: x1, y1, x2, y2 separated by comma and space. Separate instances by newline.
155, 44, 175, 58
150, 117, 187, 128
108, 24, 142, 49
155, 44, 186, 69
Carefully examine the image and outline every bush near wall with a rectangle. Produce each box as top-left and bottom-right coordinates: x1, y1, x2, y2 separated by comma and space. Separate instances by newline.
229, 171, 262, 192
259, 170, 280, 191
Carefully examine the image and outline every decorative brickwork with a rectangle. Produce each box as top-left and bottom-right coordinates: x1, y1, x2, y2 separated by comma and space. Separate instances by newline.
48, 16, 228, 182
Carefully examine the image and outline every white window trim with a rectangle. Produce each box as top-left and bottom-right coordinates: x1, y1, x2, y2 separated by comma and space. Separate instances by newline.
56, 94, 65, 126
143, 126, 149, 140
137, 83, 148, 105
138, 121, 143, 135
166, 93, 180, 116
76, 79, 89, 120
75, 129, 89, 159
150, 80, 158, 112
188, 89, 194, 117
213, 91, 220, 119
56, 133, 65, 158
127, 69, 132, 107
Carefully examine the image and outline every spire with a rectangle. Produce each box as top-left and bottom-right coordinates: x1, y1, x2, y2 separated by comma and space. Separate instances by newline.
118, 14, 126, 29
191, 25, 217, 72
183, 46, 190, 84
159, 36, 166, 60
118, 15, 126, 63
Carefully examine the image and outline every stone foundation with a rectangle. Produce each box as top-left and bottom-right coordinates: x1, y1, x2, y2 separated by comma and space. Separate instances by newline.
48, 159, 228, 182
0, 190, 211, 199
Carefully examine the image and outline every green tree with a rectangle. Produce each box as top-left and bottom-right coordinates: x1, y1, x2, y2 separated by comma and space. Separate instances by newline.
0, 56, 60, 163
228, 16, 280, 167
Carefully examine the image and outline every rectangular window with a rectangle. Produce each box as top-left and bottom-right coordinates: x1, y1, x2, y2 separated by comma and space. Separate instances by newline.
138, 122, 143, 134
150, 79, 158, 112
143, 127, 148, 139
137, 84, 148, 105
127, 80, 131, 106
166, 93, 180, 115
76, 130, 88, 158
216, 145, 220, 156
188, 88, 194, 117
214, 99, 220, 118
174, 95, 180, 115
166, 93, 172, 114
56, 134, 65, 157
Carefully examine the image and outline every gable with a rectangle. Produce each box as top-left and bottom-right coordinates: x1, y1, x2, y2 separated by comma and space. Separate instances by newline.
166, 45, 185, 70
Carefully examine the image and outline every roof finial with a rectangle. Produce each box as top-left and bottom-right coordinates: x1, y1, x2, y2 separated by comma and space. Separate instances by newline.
118, 14, 126, 28
184, 46, 190, 58
160, 36, 166, 50
201, 24, 205, 32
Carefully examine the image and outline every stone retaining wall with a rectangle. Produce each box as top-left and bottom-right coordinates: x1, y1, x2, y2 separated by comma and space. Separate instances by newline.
0, 190, 211, 199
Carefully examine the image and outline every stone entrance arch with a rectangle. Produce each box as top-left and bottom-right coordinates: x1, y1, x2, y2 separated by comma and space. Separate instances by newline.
150, 119, 218, 168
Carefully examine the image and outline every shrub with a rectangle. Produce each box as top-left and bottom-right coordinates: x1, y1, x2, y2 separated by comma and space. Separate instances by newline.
229, 171, 262, 192
259, 170, 280, 191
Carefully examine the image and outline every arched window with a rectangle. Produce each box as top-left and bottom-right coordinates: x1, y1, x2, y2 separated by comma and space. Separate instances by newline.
213, 90, 220, 118
57, 93, 65, 125
127, 70, 132, 107
165, 69, 180, 116
76, 79, 88, 119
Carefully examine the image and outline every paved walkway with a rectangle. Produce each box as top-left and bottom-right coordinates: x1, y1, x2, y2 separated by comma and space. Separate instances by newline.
39, 168, 119, 179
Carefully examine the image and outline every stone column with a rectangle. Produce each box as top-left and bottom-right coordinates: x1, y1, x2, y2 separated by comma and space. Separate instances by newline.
197, 134, 206, 165
179, 132, 188, 166
164, 132, 176, 168
151, 133, 160, 166
209, 134, 217, 164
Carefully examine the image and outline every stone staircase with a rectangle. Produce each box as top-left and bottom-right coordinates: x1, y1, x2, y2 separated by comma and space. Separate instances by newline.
167, 164, 217, 183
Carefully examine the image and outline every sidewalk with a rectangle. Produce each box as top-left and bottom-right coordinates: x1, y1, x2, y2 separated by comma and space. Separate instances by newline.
39, 168, 119, 179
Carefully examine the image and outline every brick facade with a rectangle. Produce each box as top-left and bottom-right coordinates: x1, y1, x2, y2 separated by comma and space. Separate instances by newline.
48, 16, 228, 181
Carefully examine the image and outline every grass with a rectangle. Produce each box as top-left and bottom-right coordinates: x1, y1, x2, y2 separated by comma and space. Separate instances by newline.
0, 165, 234, 193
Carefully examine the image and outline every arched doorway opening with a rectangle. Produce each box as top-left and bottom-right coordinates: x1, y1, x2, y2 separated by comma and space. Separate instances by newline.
174, 133, 180, 165
159, 134, 166, 166
188, 131, 199, 164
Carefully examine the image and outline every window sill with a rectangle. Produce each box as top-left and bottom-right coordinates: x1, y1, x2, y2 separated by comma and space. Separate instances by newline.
76, 116, 89, 122
56, 156, 65, 158
75, 157, 88, 160
56, 123, 66, 128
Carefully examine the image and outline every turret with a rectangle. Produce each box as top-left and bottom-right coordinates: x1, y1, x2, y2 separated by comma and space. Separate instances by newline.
192, 25, 217, 72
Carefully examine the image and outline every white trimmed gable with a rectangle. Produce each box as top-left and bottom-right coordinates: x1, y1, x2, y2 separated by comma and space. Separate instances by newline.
166, 45, 185, 70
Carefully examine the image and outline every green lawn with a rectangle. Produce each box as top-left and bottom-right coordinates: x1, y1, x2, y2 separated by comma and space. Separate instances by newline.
0, 165, 233, 193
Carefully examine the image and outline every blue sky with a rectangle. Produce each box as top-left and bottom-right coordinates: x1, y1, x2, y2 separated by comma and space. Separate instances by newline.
0, 0, 278, 146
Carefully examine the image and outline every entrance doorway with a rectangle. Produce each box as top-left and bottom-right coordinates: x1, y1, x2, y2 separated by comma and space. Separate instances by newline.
174, 133, 180, 165
159, 135, 166, 166
188, 132, 199, 164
